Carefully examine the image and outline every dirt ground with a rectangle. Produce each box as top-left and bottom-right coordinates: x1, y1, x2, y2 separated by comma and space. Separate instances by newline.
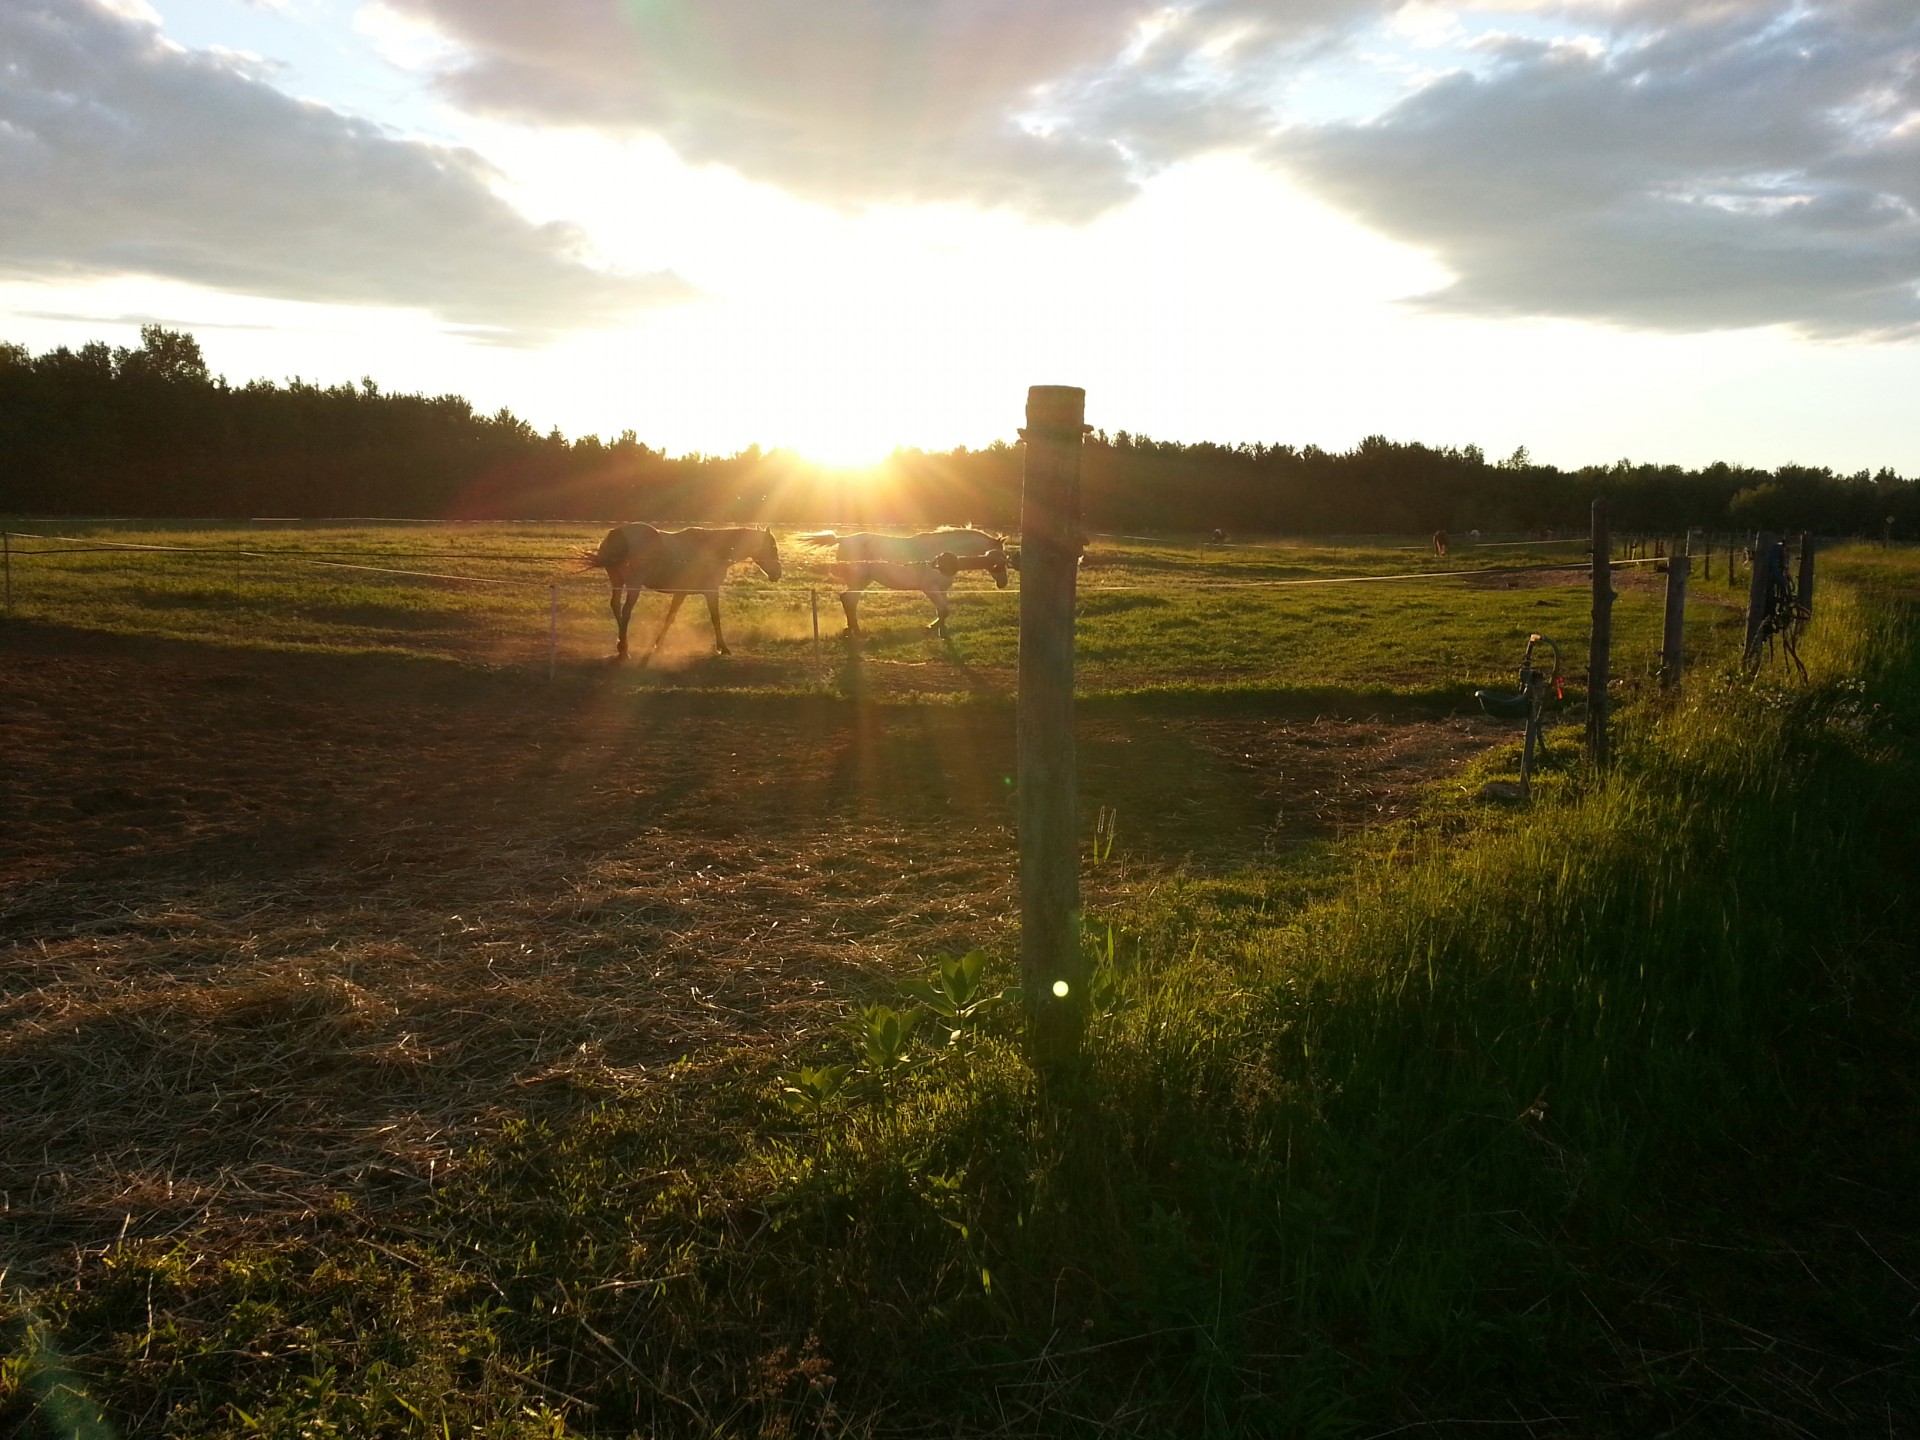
1, 623, 1505, 1276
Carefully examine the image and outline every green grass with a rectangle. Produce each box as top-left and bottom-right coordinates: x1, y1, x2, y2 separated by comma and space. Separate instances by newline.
8, 548, 1915, 1436
1, 522, 1747, 701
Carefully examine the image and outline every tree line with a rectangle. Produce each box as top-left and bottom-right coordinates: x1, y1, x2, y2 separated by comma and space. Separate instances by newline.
3, 327, 1913, 537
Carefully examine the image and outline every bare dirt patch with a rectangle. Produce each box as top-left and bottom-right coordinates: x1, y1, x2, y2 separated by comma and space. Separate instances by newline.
1, 624, 1504, 1275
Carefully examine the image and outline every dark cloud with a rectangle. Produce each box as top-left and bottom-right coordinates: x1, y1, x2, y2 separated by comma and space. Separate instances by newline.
0, 0, 689, 341
1270, 1, 1920, 336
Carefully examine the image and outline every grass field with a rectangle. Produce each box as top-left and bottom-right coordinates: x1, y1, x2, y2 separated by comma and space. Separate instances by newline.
0, 523, 1749, 701
3, 532, 1912, 1439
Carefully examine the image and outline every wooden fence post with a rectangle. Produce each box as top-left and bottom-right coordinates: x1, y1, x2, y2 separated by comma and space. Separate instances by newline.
3, 531, 11, 612
1744, 532, 1779, 662
1796, 534, 1815, 620
1018, 385, 1089, 1074
1661, 554, 1689, 689
1588, 499, 1613, 767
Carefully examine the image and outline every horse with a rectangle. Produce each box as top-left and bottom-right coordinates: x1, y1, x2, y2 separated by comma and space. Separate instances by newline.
797, 529, 1008, 636
829, 549, 1010, 640
579, 523, 781, 660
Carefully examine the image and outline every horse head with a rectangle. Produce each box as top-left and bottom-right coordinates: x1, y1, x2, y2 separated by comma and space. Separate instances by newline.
985, 546, 1010, 588
752, 529, 783, 581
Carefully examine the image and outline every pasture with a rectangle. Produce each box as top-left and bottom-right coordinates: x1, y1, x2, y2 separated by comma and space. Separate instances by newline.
3, 529, 1911, 1439
0, 522, 1746, 699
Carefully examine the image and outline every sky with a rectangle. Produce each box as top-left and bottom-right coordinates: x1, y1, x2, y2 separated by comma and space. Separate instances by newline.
2, 0, 1918, 472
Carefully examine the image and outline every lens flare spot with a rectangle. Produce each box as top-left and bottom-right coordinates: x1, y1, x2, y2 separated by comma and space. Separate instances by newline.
1052, 980, 1070, 998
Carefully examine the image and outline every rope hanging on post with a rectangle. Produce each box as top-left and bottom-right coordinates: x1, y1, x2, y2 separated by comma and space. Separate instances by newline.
1743, 538, 1808, 679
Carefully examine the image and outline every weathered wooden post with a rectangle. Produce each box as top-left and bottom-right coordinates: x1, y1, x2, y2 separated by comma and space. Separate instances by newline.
1018, 385, 1089, 1073
1796, 534, 1815, 621
1661, 554, 1689, 689
3, 531, 11, 612
1588, 499, 1613, 767
810, 587, 821, 661
1744, 532, 1779, 663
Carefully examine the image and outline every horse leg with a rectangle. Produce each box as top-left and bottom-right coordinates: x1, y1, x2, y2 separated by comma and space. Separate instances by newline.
613, 583, 640, 659
645, 593, 686, 660
924, 586, 949, 638
703, 591, 730, 655
839, 590, 864, 639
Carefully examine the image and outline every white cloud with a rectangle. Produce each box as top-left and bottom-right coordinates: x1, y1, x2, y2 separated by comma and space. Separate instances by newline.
1270, 1, 1920, 336
377, 0, 1394, 220
0, 0, 690, 341
374, 0, 1920, 337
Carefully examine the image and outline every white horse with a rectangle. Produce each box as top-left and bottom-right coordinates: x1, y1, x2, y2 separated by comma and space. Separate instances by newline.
829, 551, 1010, 639
798, 529, 1009, 638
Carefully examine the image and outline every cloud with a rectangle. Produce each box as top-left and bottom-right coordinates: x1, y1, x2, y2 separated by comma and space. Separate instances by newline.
377, 0, 1390, 221
1269, 1, 1920, 336
0, 0, 690, 340
378, 0, 1918, 337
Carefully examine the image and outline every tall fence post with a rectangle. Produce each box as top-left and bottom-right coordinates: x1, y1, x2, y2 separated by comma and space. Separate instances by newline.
1588, 499, 1613, 768
1661, 554, 1689, 689
1796, 533, 1815, 621
547, 585, 558, 682
1018, 384, 1088, 1075
3, 531, 11, 612
1744, 532, 1779, 662
810, 587, 821, 661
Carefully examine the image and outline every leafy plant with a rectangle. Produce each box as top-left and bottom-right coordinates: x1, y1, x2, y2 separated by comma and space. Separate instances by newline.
848, 1003, 921, 1099
901, 951, 1021, 1046
777, 1062, 853, 1120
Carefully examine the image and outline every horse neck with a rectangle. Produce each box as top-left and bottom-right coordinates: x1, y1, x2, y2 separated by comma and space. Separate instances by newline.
723, 528, 771, 567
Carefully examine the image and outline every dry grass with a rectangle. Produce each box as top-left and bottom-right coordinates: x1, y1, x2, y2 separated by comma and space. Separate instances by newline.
1, 624, 1506, 1283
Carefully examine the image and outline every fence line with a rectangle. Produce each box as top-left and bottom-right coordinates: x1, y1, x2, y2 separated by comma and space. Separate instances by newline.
1073, 558, 1663, 591
4, 532, 561, 569
4, 530, 1665, 600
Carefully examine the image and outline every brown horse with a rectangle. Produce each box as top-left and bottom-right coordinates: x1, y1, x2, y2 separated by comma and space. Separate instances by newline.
580, 524, 781, 660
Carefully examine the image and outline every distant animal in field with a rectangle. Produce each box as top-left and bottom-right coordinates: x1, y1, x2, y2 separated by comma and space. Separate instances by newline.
1432, 529, 1449, 556
829, 549, 1010, 640
580, 523, 781, 660
797, 529, 1008, 638
1210, 528, 1228, 544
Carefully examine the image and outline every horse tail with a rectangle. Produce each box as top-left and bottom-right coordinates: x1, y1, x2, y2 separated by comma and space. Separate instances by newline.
577, 527, 628, 572
793, 531, 839, 548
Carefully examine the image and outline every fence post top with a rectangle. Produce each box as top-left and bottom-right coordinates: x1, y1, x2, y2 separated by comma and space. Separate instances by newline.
1024, 386, 1087, 436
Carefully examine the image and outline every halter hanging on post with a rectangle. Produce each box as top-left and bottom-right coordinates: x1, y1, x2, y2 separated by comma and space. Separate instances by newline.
1475, 633, 1561, 800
